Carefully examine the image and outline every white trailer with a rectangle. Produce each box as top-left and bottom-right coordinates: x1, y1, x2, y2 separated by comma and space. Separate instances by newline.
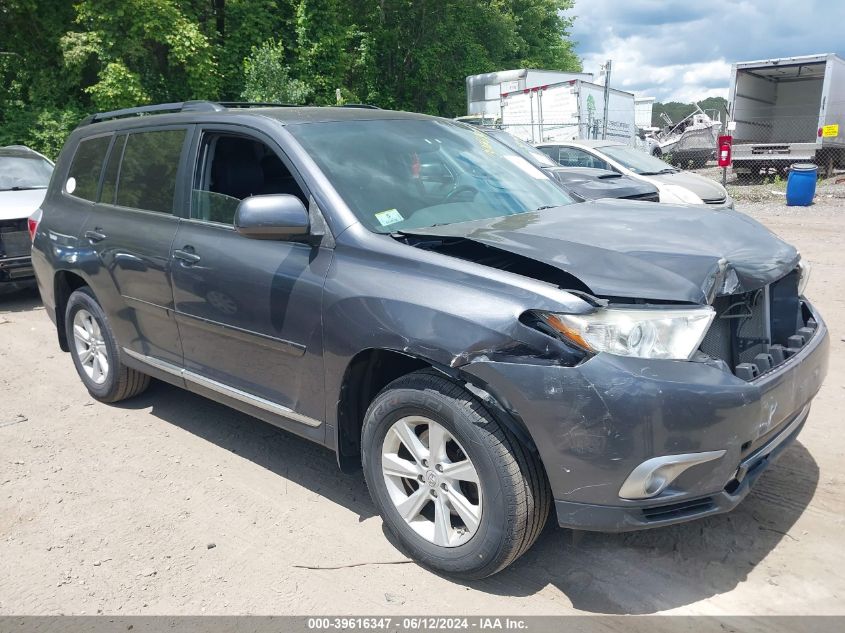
465, 69, 593, 120
499, 79, 637, 145
635, 96, 656, 129
728, 53, 845, 177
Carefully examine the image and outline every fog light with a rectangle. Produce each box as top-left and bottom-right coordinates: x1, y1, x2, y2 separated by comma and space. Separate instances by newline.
618, 451, 726, 500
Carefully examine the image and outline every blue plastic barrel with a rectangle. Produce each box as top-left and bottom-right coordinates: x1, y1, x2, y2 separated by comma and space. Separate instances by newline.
786, 163, 818, 206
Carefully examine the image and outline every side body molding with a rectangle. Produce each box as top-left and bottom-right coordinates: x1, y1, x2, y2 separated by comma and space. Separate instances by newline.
122, 348, 322, 428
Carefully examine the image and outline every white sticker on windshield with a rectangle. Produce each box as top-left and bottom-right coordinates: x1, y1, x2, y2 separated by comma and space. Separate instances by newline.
375, 208, 404, 226
503, 155, 547, 179
65, 177, 77, 194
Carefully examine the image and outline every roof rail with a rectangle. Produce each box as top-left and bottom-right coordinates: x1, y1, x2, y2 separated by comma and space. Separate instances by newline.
78, 100, 225, 126
216, 101, 299, 108
78, 100, 380, 127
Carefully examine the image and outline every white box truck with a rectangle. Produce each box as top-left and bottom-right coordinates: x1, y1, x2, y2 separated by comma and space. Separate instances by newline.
465, 69, 593, 120
499, 79, 637, 145
728, 53, 845, 178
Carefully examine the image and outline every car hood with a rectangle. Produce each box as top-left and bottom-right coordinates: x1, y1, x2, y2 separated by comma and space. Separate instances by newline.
546, 167, 656, 201
0, 188, 47, 221
648, 170, 727, 202
402, 199, 799, 304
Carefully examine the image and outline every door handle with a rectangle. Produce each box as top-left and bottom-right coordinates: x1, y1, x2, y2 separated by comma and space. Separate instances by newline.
85, 229, 108, 243
173, 248, 201, 265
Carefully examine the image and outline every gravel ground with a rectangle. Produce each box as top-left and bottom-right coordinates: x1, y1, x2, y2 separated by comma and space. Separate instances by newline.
1, 194, 844, 616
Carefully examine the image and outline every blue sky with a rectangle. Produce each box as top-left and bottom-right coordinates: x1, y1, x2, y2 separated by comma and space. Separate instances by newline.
564, 0, 845, 103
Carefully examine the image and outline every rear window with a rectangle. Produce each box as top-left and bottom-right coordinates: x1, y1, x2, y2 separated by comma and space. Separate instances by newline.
0, 154, 53, 191
66, 136, 111, 201
115, 129, 185, 213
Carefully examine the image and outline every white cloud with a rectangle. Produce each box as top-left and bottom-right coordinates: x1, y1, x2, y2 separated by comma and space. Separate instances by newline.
579, 39, 731, 103
565, 0, 845, 103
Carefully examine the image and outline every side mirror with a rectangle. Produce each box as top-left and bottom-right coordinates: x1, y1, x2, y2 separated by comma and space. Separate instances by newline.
234, 194, 309, 240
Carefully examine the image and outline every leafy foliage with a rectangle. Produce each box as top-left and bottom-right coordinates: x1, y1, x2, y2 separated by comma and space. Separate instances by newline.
0, 0, 580, 157
241, 40, 312, 104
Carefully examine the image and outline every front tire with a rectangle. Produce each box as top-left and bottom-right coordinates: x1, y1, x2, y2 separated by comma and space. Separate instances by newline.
65, 287, 150, 403
361, 370, 550, 579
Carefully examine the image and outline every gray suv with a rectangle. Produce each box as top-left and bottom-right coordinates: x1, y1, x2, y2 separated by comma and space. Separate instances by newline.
31, 102, 829, 579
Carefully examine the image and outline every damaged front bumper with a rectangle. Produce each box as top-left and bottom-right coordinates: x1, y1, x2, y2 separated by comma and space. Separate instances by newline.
461, 301, 829, 532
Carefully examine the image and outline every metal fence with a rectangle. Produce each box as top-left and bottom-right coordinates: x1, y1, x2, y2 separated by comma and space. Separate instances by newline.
727, 100, 845, 178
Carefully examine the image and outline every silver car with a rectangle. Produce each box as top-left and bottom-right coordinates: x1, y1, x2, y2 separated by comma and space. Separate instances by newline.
0, 145, 54, 288
536, 139, 734, 208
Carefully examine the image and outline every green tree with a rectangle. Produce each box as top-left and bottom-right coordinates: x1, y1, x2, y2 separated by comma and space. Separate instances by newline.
295, 0, 357, 104
212, 0, 296, 100
350, 0, 579, 115
1, 0, 582, 156
241, 39, 312, 104
61, 0, 219, 110
0, 0, 81, 155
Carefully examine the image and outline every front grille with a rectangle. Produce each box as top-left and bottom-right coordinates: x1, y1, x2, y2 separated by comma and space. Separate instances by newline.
699, 270, 813, 380
0, 219, 29, 258
623, 192, 660, 203
699, 300, 732, 363
702, 195, 727, 205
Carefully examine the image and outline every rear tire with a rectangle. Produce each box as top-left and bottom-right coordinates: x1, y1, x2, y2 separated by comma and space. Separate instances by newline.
65, 287, 150, 403
361, 370, 550, 579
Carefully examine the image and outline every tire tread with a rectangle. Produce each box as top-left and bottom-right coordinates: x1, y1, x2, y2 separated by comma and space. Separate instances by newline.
364, 369, 551, 578
66, 287, 150, 403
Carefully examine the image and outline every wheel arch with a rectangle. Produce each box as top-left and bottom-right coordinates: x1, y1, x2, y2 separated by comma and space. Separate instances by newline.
335, 347, 538, 472
53, 269, 90, 352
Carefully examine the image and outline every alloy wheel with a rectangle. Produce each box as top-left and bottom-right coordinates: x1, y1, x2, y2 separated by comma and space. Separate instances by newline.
381, 415, 482, 547
72, 309, 109, 385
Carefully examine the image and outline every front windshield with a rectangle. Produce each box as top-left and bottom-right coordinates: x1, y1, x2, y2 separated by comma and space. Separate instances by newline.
599, 145, 677, 175
0, 154, 53, 191
486, 130, 559, 168
288, 119, 572, 233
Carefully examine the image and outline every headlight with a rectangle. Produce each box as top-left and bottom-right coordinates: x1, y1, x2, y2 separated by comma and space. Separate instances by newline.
539, 306, 715, 360
797, 259, 811, 296
661, 184, 703, 205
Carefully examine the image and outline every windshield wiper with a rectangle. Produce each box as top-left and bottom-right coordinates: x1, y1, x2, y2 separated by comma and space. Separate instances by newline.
639, 168, 677, 175
535, 205, 559, 210
2, 186, 48, 191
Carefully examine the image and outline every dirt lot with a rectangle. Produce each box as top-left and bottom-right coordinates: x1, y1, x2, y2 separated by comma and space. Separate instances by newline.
1, 196, 844, 616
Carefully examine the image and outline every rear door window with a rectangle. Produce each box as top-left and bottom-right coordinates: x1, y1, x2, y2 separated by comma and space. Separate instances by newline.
66, 136, 111, 201
116, 129, 186, 213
